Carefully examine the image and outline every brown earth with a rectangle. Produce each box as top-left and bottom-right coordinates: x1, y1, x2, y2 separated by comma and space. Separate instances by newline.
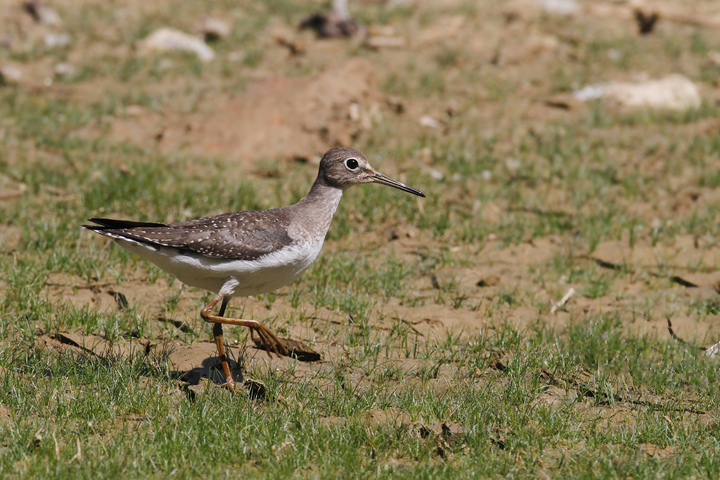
109, 58, 379, 167
4, 0, 720, 433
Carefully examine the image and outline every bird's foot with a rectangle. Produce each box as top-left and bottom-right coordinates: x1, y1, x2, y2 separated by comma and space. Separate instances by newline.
250, 326, 289, 357
251, 335, 322, 362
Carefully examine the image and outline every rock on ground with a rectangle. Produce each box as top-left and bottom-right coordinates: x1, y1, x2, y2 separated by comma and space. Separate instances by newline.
138, 28, 215, 62
574, 75, 701, 110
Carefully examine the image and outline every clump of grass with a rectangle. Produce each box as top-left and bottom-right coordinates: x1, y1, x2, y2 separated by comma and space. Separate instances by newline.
2, 0, 720, 477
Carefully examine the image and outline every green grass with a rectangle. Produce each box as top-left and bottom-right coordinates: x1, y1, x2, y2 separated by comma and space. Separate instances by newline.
3, 0, 720, 477
1, 321, 718, 478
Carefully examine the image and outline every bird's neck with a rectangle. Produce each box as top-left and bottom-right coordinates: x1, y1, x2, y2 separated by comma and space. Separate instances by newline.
290, 178, 344, 241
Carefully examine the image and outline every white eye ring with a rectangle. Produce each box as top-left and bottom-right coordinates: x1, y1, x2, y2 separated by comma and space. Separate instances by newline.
344, 158, 360, 170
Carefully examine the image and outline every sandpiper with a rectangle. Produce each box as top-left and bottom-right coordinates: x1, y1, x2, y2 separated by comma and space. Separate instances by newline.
84, 147, 425, 388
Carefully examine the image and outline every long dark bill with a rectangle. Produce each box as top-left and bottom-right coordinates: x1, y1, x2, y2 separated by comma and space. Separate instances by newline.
372, 172, 425, 197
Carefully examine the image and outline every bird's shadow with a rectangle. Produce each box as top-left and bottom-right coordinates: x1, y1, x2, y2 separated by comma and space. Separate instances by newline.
172, 356, 243, 386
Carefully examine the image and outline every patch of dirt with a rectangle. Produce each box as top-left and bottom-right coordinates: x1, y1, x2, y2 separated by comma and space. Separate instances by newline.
592, 235, 720, 274
663, 313, 720, 345
0, 224, 22, 253
534, 386, 576, 406
362, 407, 413, 427
7, 3, 720, 467
0, 404, 12, 425
55, 332, 145, 359
44, 272, 177, 317
109, 58, 378, 168
409, 421, 465, 439
478, 237, 561, 267
382, 303, 485, 338
639, 443, 676, 459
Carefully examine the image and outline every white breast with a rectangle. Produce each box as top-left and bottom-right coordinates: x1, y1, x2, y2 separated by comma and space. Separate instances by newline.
115, 238, 324, 297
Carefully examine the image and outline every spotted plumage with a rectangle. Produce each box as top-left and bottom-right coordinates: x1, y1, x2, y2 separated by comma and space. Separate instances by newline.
84, 147, 425, 367
85, 210, 295, 261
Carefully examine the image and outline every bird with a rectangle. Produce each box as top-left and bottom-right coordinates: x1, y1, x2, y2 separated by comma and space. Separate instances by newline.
84, 147, 425, 389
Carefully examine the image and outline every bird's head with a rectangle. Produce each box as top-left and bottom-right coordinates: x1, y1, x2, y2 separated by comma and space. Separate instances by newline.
318, 147, 425, 197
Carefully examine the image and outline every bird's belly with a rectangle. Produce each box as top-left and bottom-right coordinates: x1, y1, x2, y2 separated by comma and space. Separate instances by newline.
116, 239, 323, 296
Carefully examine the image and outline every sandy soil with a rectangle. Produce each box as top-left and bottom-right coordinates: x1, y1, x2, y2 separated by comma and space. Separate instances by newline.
3, 0, 720, 429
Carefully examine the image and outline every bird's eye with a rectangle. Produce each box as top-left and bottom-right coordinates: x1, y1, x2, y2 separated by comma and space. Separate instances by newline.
344, 158, 359, 170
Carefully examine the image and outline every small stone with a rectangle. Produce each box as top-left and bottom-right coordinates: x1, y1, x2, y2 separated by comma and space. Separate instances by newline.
385, 96, 404, 114
300, 14, 360, 38
505, 157, 521, 172
139, 28, 215, 62
365, 35, 406, 49
124, 105, 144, 116
299, 0, 362, 39
44, 33, 71, 49
544, 93, 583, 110
419, 115, 443, 129
0, 66, 22, 85
539, 0, 579, 15
23, 1, 62, 25
706, 340, 720, 358
574, 75, 701, 111
54, 63, 76, 78
440, 422, 465, 437
477, 276, 500, 287
194, 17, 231, 42
707, 52, 720, 67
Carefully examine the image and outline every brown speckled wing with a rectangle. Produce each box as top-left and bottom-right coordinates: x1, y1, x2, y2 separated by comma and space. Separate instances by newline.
84, 210, 294, 261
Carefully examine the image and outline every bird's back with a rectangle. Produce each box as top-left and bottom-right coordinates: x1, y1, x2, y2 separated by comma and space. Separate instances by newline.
85, 207, 296, 261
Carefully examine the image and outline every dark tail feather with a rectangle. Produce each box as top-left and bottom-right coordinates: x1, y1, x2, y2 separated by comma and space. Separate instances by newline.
84, 218, 168, 230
